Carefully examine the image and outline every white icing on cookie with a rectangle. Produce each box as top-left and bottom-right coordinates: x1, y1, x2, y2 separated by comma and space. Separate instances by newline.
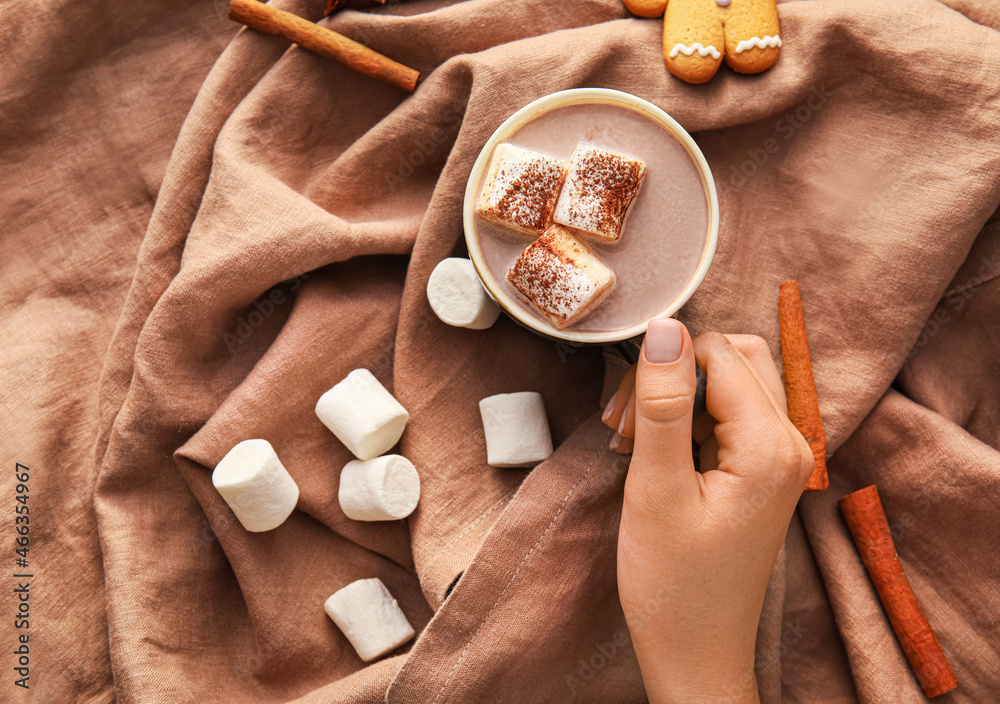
735, 35, 782, 54
668, 43, 721, 60
716, 0, 731, 5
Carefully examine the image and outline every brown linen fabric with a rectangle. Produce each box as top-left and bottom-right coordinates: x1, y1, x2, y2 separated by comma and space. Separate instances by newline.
2, 0, 1000, 701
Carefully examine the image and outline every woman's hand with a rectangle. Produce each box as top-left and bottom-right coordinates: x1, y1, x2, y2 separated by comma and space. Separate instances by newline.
606, 319, 813, 704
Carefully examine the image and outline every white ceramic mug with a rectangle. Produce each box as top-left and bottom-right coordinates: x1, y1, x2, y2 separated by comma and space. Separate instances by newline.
463, 88, 719, 344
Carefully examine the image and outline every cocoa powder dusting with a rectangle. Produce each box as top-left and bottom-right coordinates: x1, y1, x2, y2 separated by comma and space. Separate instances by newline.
567, 150, 642, 233
493, 158, 565, 233
507, 228, 590, 325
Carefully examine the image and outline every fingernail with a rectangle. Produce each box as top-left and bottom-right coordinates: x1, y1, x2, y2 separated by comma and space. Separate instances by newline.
610, 432, 622, 451
618, 409, 627, 434
644, 319, 683, 364
602, 391, 617, 422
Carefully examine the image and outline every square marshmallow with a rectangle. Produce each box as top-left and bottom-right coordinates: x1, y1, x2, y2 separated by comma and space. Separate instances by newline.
507, 224, 615, 329
476, 143, 566, 237
553, 144, 646, 242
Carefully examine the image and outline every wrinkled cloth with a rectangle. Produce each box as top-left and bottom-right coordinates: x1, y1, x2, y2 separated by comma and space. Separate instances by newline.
2, 0, 1000, 701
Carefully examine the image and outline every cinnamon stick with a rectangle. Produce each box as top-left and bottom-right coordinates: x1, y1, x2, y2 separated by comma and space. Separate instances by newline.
839, 485, 958, 698
778, 280, 828, 490
229, 0, 419, 92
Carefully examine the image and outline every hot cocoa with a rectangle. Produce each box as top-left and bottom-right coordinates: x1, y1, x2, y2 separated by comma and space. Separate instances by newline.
472, 100, 711, 335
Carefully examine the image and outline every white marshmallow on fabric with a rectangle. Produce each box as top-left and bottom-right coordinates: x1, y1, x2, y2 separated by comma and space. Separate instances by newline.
478, 391, 554, 467
427, 258, 501, 330
339, 455, 420, 521
324, 578, 415, 662
315, 369, 409, 460
212, 439, 299, 532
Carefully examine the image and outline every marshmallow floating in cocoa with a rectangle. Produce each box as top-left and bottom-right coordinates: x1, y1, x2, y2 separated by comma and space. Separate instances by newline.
427, 258, 501, 330
553, 144, 646, 242
212, 439, 300, 532
315, 369, 409, 461
339, 455, 421, 521
324, 578, 415, 662
507, 224, 615, 329
479, 391, 554, 467
476, 143, 566, 237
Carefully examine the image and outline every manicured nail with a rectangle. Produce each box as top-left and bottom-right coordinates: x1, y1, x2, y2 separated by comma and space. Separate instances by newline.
618, 409, 627, 434
602, 391, 617, 422
645, 318, 683, 364
610, 432, 622, 451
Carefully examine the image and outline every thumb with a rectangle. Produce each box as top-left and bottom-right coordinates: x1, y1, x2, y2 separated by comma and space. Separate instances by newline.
629, 319, 700, 503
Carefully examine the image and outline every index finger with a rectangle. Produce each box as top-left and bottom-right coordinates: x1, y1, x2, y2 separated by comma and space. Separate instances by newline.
692, 334, 785, 445
692, 332, 800, 481
722, 334, 786, 414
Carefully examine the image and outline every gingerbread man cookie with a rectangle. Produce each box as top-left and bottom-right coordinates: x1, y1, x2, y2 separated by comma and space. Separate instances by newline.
624, 0, 782, 84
